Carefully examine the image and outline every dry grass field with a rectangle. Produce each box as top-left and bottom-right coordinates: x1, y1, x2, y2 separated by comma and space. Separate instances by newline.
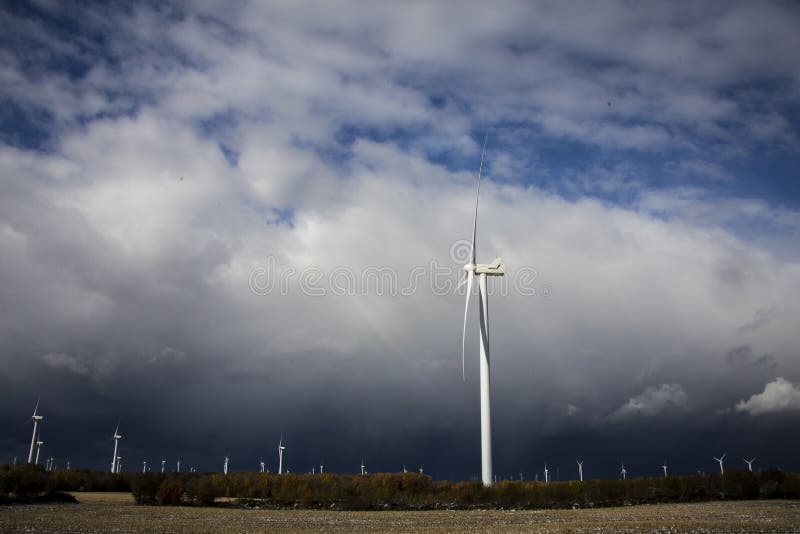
0, 492, 798, 532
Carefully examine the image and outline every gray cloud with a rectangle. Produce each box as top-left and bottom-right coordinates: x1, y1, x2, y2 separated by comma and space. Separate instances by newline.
1, 1, 799, 478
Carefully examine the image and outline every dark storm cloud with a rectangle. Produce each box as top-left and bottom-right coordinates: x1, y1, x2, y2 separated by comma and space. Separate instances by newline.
1, 1, 800, 480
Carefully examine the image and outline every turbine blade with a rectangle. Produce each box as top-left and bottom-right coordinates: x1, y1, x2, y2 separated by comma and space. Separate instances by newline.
469, 132, 489, 266
33, 398, 40, 417
461, 270, 474, 381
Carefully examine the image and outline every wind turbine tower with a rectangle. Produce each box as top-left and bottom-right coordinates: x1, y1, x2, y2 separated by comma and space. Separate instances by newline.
744, 458, 755, 472
224, 456, 229, 475
577, 460, 584, 482
28, 400, 43, 464
714, 454, 726, 475
142, 461, 147, 473
320, 464, 323, 474
361, 459, 365, 476
620, 463, 627, 480
544, 463, 549, 483
161, 459, 165, 473
661, 460, 668, 478
176, 460, 180, 473
110, 423, 122, 474
260, 459, 265, 473
459, 133, 505, 487
277, 437, 285, 475
116, 456, 122, 473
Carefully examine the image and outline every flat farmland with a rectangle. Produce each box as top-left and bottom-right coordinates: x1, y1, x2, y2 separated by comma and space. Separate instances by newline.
1, 493, 798, 532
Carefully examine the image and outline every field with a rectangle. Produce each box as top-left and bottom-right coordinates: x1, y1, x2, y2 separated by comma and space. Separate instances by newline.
0, 493, 798, 533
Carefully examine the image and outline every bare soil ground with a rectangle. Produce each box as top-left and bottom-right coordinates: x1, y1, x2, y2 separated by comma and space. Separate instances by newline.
0, 493, 798, 532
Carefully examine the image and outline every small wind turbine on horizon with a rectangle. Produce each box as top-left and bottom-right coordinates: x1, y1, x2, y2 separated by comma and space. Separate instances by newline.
744, 457, 755, 472
161, 459, 165, 473
142, 461, 147, 473
361, 459, 366, 476
260, 459, 265, 473
176, 460, 181, 473
577, 460, 583, 482
620, 463, 627, 480
28, 399, 43, 464
661, 459, 668, 478
459, 133, 506, 487
714, 454, 726, 475
277, 437, 285, 475
544, 463, 549, 483
224, 456, 229, 475
110, 422, 122, 474
320, 464, 323, 474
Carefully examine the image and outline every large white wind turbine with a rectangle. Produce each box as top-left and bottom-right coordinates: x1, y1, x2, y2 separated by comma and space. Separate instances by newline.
460, 133, 505, 487
714, 454, 725, 475
278, 437, 285, 475
110, 423, 122, 474
27, 399, 43, 464
744, 457, 755, 472
577, 460, 584, 482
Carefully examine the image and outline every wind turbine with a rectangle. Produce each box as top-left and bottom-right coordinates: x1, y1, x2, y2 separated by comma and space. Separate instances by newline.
544, 463, 549, 483
176, 460, 180, 473
260, 459, 265, 473
27, 399, 43, 464
620, 463, 627, 480
320, 464, 323, 474
142, 461, 147, 473
744, 458, 755, 472
223, 456, 229, 475
278, 437, 285, 475
161, 459, 165, 473
360, 459, 365, 476
661, 459, 668, 477
419, 465, 424, 474
714, 454, 725, 475
110, 422, 122, 474
459, 133, 505, 487
577, 460, 584, 482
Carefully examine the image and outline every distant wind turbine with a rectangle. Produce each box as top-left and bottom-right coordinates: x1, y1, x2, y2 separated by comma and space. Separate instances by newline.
661, 459, 668, 478
110, 422, 122, 474
278, 437, 285, 475
419, 466, 424, 474
320, 464, 323, 474
176, 460, 180, 473
620, 463, 627, 480
744, 457, 755, 472
544, 463, 549, 483
224, 456, 229, 475
577, 460, 583, 482
161, 459, 165, 473
142, 461, 147, 473
714, 454, 726, 475
260, 459, 265, 473
28, 399, 43, 464
361, 459, 366, 476
459, 132, 505, 487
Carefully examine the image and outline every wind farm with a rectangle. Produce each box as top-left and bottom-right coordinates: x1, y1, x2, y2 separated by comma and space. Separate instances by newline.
3, 0, 800, 531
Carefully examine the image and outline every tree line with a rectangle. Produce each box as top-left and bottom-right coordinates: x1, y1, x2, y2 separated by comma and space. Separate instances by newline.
2, 463, 799, 509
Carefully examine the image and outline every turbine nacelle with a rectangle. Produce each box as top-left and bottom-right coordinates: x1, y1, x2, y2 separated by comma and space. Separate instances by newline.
32, 415, 43, 421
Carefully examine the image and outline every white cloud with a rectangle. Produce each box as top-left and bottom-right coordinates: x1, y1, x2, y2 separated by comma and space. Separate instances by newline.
735, 377, 800, 416
40, 353, 89, 375
609, 384, 689, 422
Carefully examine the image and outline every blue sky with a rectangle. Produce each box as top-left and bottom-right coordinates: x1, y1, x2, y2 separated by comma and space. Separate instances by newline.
1, 1, 800, 479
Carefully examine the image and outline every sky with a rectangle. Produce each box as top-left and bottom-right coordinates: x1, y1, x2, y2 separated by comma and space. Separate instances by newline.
1, 0, 800, 480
